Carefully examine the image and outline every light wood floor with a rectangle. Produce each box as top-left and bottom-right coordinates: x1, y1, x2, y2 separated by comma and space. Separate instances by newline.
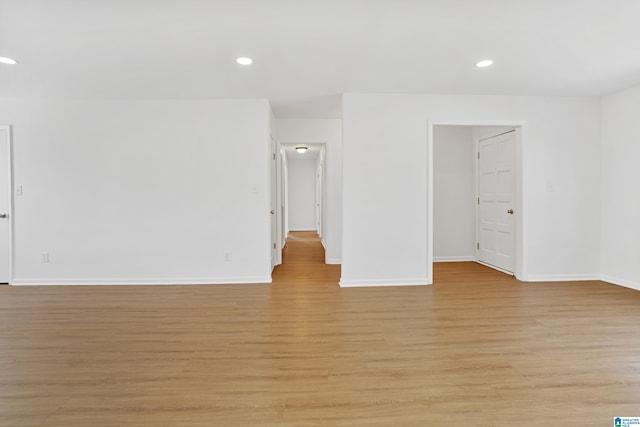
1, 231, 639, 426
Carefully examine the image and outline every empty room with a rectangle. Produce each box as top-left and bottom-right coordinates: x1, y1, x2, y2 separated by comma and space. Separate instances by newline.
1, 1, 639, 426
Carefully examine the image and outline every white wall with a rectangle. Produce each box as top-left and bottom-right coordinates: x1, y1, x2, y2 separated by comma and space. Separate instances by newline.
342, 93, 602, 286
601, 84, 640, 291
287, 157, 317, 231
0, 98, 272, 284
276, 119, 342, 264
433, 126, 475, 261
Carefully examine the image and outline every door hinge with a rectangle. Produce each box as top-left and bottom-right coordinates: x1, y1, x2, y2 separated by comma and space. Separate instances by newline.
477, 152, 480, 160
273, 153, 276, 160
477, 242, 479, 250
477, 197, 480, 205
273, 243, 276, 249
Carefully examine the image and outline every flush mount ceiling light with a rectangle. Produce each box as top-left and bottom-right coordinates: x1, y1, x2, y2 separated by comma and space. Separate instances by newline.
476, 59, 493, 68
0, 56, 17, 65
236, 57, 253, 65
295, 146, 308, 154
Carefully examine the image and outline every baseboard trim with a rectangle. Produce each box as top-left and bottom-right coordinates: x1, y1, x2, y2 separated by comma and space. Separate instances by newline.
434, 256, 476, 262
601, 274, 640, 292
325, 258, 342, 265
339, 277, 430, 288
526, 273, 601, 282
10, 276, 273, 286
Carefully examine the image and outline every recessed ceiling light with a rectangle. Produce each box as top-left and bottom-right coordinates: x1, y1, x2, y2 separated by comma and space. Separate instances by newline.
0, 56, 17, 65
237, 57, 253, 65
476, 59, 493, 68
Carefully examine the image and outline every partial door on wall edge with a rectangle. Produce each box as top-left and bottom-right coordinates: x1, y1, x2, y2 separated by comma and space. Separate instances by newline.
477, 130, 516, 273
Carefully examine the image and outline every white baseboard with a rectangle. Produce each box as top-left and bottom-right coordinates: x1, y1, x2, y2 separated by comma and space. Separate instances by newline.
434, 256, 476, 262
289, 228, 317, 232
339, 277, 431, 287
601, 274, 640, 292
325, 258, 342, 265
526, 273, 601, 282
10, 276, 273, 286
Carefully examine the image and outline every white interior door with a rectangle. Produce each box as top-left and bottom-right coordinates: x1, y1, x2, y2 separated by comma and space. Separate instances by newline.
478, 130, 516, 273
280, 150, 287, 247
270, 136, 279, 269
315, 164, 322, 236
0, 128, 11, 282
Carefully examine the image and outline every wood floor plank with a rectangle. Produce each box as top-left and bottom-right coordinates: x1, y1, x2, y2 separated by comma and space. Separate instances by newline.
1, 231, 639, 426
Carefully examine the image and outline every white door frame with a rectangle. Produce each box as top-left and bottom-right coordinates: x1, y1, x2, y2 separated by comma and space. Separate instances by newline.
0, 125, 14, 284
314, 145, 326, 240
276, 142, 327, 259
427, 120, 527, 284
278, 147, 287, 251
270, 134, 280, 270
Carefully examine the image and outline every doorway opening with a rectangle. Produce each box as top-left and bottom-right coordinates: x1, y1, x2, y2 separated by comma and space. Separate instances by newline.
275, 143, 327, 267
428, 122, 526, 283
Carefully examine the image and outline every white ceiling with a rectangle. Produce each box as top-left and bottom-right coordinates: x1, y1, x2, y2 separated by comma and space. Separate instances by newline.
1, 0, 639, 118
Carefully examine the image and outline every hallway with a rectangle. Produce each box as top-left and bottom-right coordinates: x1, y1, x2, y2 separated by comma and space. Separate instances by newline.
271, 231, 341, 287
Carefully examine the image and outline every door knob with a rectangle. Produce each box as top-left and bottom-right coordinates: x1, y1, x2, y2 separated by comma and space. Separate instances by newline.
0, 213, 7, 218
270, 210, 275, 214
507, 209, 514, 215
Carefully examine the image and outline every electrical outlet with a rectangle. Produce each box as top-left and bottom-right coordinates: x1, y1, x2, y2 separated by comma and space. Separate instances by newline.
546, 182, 555, 192
41, 252, 50, 263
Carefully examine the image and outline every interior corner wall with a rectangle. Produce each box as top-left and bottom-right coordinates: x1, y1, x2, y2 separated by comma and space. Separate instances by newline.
601, 84, 640, 290
275, 118, 342, 264
433, 126, 475, 261
0, 98, 272, 285
287, 157, 317, 231
341, 93, 602, 287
